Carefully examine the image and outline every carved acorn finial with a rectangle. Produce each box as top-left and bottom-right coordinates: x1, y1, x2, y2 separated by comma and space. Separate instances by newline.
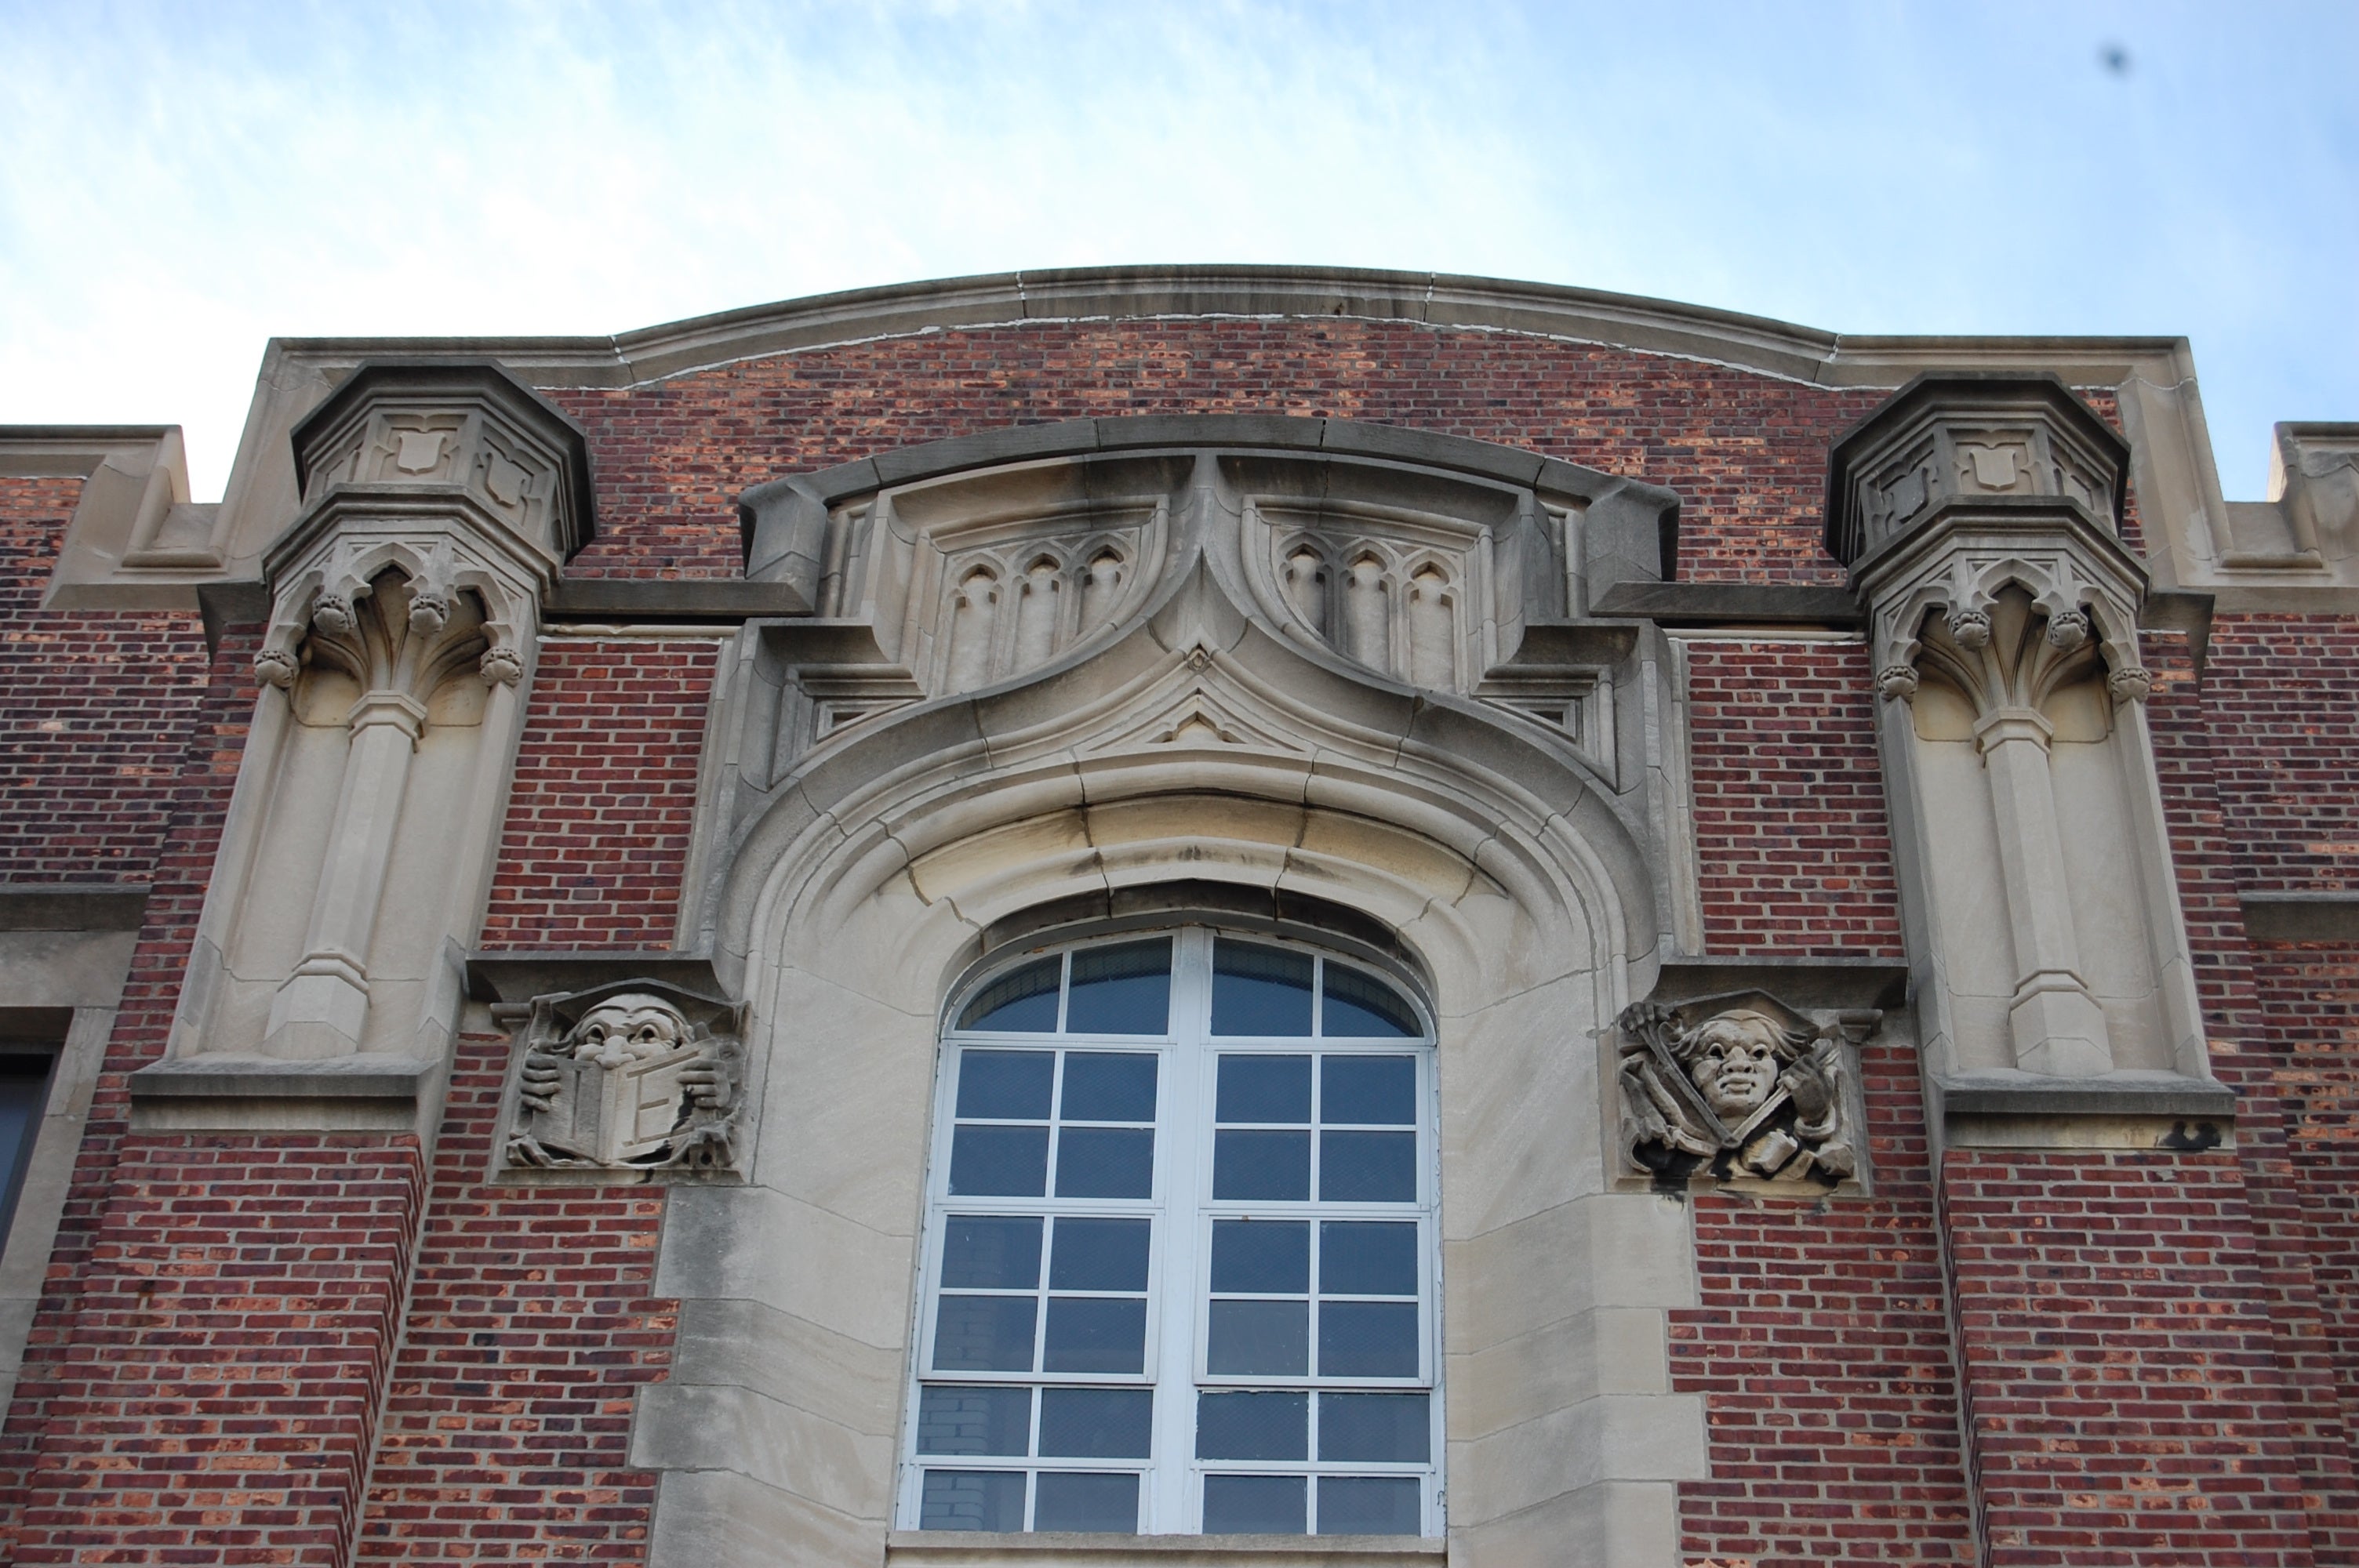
311, 593, 354, 635
2046, 607, 2091, 651
2107, 666, 2153, 703
407, 588, 451, 637
478, 645, 524, 686
253, 648, 300, 688
1876, 663, 1921, 702
1946, 607, 1991, 650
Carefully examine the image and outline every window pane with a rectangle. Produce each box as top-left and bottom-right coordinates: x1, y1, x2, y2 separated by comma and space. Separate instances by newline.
921, 1469, 1027, 1531
959, 959, 1062, 1033
1034, 1471, 1140, 1533
1203, 1475, 1306, 1534
1320, 967, 1419, 1039
1212, 1221, 1310, 1294
1054, 1127, 1154, 1199
917, 1385, 1032, 1455
1320, 1056, 1416, 1124
933, 1296, 1038, 1373
1318, 1475, 1420, 1536
1216, 1054, 1311, 1123
1038, 1388, 1154, 1457
1060, 1052, 1158, 1120
958, 1050, 1056, 1118
1196, 1391, 1308, 1460
1206, 1299, 1308, 1375
941, 1217, 1043, 1290
1318, 1301, 1419, 1378
1318, 1131, 1415, 1202
1211, 941, 1313, 1036
1319, 1392, 1430, 1462
1042, 1298, 1147, 1374
1319, 1222, 1417, 1297
1049, 1218, 1151, 1293
1064, 941, 1172, 1036
1214, 1131, 1310, 1200
950, 1125, 1050, 1196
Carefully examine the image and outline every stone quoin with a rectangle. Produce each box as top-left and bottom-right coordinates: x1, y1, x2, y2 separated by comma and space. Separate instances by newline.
1, 267, 2355, 1566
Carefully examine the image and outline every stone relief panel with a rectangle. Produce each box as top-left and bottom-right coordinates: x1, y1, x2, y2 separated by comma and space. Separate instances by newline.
1616, 990, 1873, 1187
503, 982, 749, 1176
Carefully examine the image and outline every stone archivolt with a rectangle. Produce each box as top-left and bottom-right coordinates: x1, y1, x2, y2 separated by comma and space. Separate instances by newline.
503, 983, 747, 1175
1616, 991, 1873, 1186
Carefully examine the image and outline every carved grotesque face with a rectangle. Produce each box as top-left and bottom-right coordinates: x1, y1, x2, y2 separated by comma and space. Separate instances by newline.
1683, 1012, 1785, 1121
570, 995, 690, 1068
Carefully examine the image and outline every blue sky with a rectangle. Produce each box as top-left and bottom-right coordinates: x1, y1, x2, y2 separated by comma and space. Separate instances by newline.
2, 0, 2352, 500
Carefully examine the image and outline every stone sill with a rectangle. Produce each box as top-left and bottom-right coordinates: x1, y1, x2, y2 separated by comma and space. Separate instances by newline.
885, 1533, 1442, 1566
0, 884, 148, 933
1935, 1073, 2236, 1152
127, 1054, 434, 1133
1588, 579, 1860, 627
2241, 892, 2359, 943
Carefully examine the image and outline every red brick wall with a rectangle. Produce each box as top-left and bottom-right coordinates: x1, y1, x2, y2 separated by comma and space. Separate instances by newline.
1673, 1031, 1976, 1566
0, 474, 210, 882
543, 323, 1888, 587
2201, 615, 2359, 894
355, 1030, 670, 1565
1683, 638, 1904, 958
478, 638, 722, 951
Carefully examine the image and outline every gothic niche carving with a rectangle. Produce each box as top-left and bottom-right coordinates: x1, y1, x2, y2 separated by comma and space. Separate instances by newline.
1616, 992, 1874, 1185
504, 982, 749, 1174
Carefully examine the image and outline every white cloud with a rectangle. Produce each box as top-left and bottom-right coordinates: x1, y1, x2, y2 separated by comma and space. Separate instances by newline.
1, 0, 2351, 498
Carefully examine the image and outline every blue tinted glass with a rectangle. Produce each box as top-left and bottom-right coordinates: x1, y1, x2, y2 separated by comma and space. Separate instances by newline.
1038, 1388, 1154, 1457
1212, 941, 1314, 1036
1319, 1222, 1418, 1297
958, 1050, 1056, 1118
1214, 1130, 1311, 1200
932, 1295, 1038, 1372
1064, 941, 1172, 1036
1204, 1475, 1305, 1534
1054, 1127, 1154, 1199
950, 1125, 1050, 1196
1318, 1301, 1419, 1377
1212, 1221, 1310, 1294
1320, 1056, 1416, 1124
1042, 1297, 1147, 1374
1320, 966, 1419, 1038
1318, 1392, 1430, 1463
1319, 1131, 1415, 1202
959, 957, 1062, 1033
940, 1216, 1043, 1290
1206, 1299, 1308, 1375
1060, 1052, 1158, 1121
1049, 1218, 1151, 1292
1034, 1471, 1140, 1532
1318, 1475, 1420, 1536
916, 1385, 1032, 1455
1216, 1054, 1311, 1123
1196, 1391, 1309, 1460
921, 1468, 1027, 1531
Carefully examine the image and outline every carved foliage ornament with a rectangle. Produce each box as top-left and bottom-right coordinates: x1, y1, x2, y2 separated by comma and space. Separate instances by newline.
255, 538, 523, 698
1872, 554, 2148, 713
1616, 992, 1874, 1185
504, 982, 750, 1174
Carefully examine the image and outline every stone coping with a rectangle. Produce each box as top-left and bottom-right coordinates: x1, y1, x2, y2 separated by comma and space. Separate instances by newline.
884, 1534, 1444, 1565
0, 884, 148, 932
2242, 892, 2359, 943
1590, 580, 1862, 627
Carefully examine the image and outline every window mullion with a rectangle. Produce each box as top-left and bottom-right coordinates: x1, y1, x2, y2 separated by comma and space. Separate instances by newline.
1147, 928, 1210, 1534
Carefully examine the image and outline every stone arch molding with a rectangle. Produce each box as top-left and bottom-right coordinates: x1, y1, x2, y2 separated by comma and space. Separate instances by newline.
632, 421, 1710, 1566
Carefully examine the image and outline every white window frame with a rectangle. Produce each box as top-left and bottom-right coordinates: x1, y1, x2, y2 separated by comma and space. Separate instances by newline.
897, 926, 1445, 1537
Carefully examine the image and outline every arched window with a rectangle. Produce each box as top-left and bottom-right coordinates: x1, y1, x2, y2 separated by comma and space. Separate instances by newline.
900, 927, 1441, 1537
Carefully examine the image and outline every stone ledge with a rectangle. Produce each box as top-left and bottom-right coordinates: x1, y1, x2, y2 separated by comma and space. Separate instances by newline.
2242, 892, 2359, 943
126, 1055, 434, 1133
1589, 580, 1862, 627
885, 1534, 1442, 1565
0, 884, 150, 932
1645, 956, 1909, 1012
544, 578, 815, 622
1935, 1073, 2236, 1152
465, 950, 727, 1006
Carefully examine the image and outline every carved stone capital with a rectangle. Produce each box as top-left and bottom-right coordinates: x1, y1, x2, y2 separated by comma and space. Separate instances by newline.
501, 979, 751, 1178
1615, 989, 1874, 1189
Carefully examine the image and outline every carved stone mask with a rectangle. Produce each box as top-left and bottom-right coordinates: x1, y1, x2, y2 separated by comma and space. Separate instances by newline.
1683, 1012, 1786, 1121
568, 994, 690, 1069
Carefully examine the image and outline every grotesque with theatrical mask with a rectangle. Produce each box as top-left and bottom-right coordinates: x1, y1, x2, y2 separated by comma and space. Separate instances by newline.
1616, 993, 1870, 1185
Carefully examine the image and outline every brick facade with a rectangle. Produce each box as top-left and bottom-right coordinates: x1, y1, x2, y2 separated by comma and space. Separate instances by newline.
4, 278, 2356, 1565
